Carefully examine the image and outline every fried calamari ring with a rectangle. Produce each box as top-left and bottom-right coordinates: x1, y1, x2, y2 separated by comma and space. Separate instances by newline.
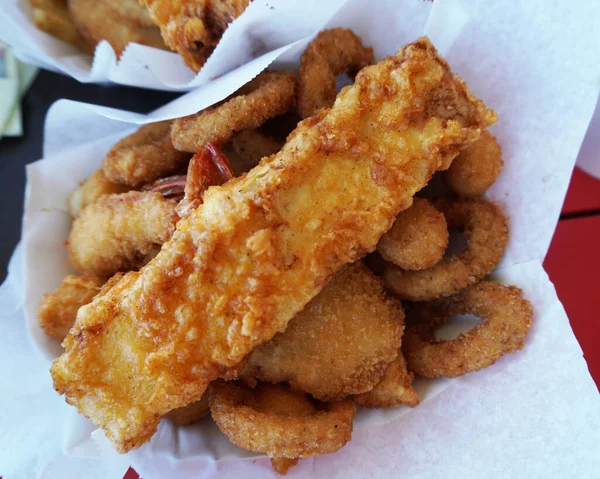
209, 381, 355, 461
102, 121, 191, 187
171, 71, 297, 152
164, 393, 210, 425
353, 353, 419, 408
444, 130, 504, 198
68, 169, 131, 218
377, 198, 448, 270
38, 274, 106, 341
68, 0, 166, 56
239, 262, 404, 401
403, 281, 533, 378
383, 197, 508, 301
298, 28, 374, 118
67, 191, 178, 276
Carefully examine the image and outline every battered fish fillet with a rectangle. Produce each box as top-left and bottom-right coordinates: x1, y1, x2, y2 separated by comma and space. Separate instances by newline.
140, 0, 250, 72
239, 262, 404, 401
51, 38, 495, 453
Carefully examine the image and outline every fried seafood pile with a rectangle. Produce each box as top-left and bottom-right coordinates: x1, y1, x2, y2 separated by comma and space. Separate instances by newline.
39, 33, 532, 474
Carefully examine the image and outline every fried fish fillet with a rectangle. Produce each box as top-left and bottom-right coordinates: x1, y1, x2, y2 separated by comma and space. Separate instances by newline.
139, 0, 250, 72
51, 38, 495, 453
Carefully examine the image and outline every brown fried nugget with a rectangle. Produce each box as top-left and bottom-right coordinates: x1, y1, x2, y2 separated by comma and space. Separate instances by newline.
67, 191, 178, 276
68, 169, 131, 218
102, 121, 191, 188
377, 197, 449, 270
240, 262, 404, 401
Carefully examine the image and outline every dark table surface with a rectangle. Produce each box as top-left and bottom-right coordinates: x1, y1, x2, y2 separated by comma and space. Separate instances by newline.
0, 70, 179, 281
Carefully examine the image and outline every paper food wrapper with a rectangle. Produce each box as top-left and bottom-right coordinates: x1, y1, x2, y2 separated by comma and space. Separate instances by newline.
0, 0, 346, 91
2, 0, 599, 477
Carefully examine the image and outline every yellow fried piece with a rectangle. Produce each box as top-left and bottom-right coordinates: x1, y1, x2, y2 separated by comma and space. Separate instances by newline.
444, 130, 503, 198
67, 191, 178, 276
271, 457, 299, 475
354, 354, 419, 408
102, 121, 190, 188
51, 38, 495, 453
164, 393, 209, 425
210, 382, 355, 462
139, 0, 250, 72
240, 262, 404, 401
68, 169, 131, 218
68, 0, 167, 56
38, 274, 106, 341
377, 197, 449, 270
29, 0, 94, 53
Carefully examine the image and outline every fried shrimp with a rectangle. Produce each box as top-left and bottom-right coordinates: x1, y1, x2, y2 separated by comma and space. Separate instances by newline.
377, 198, 448, 270
298, 28, 374, 118
68, 0, 166, 56
140, 0, 250, 72
67, 191, 178, 276
384, 197, 508, 301
171, 71, 297, 152
38, 274, 106, 341
403, 281, 533, 378
354, 353, 419, 408
444, 130, 504, 197
209, 381, 355, 463
240, 263, 403, 401
102, 121, 191, 187
67, 169, 130, 218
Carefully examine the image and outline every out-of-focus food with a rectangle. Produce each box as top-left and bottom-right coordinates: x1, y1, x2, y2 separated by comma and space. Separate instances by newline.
50, 38, 495, 453
67, 191, 178, 276
354, 353, 419, 408
171, 71, 297, 152
240, 262, 403, 401
68, 0, 167, 56
102, 121, 190, 188
139, 0, 251, 72
104, 0, 156, 28
67, 169, 131, 218
231, 130, 283, 171
384, 197, 508, 301
164, 394, 210, 425
209, 381, 355, 467
377, 198, 448, 271
38, 274, 106, 341
29, 0, 94, 53
271, 458, 299, 475
403, 281, 533, 378
298, 28, 374, 118
444, 130, 504, 198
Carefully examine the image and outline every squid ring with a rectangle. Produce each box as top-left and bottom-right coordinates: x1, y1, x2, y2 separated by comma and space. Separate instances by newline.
209, 381, 355, 460
383, 197, 508, 301
402, 281, 533, 378
171, 71, 297, 152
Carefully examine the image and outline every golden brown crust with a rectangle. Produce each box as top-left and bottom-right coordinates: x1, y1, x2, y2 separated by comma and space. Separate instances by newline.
67, 191, 178, 276
383, 197, 508, 301
271, 457, 299, 475
209, 382, 356, 459
102, 121, 190, 187
240, 262, 404, 401
51, 38, 495, 453
403, 281, 533, 378
354, 353, 419, 408
444, 130, 504, 197
139, 0, 250, 72
38, 274, 106, 341
230, 130, 283, 173
171, 71, 297, 152
298, 28, 374, 118
68, 0, 167, 56
68, 169, 131, 218
377, 198, 448, 270
164, 394, 209, 425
